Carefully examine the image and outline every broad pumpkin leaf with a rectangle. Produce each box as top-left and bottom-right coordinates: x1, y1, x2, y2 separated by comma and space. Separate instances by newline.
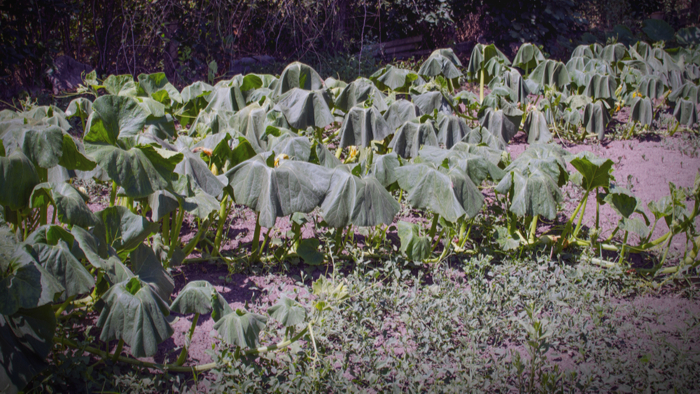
504, 144, 569, 187
572, 43, 602, 59
619, 216, 650, 238
397, 221, 431, 261
97, 277, 173, 358
388, 121, 438, 159
629, 97, 653, 126
583, 74, 617, 101
65, 98, 93, 122
466, 44, 511, 82
334, 78, 387, 113
203, 84, 246, 113
103, 75, 138, 96
436, 114, 471, 149
20, 125, 62, 169
461, 126, 507, 151
676, 26, 700, 46
642, 19, 675, 42
29, 182, 99, 228
296, 238, 324, 265
479, 106, 523, 146
194, 133, 257, 173
339, 107, 392, 148
213, 309, 268, 349
383, 99, 420, 131
93, 206, 160, 258
637, 75, 667, 99
129, 244, 175, 301
177, 82, 214, 127
84, 143, 183, 199
137, 72, 183, 104
0, 151, 40, 210
267, 130, 312, 161
272, 62, 324, 98
566, 56, 590, 73
30, 240, 94, 301
170, 280, 232, 322
496, 167, 563, 220
321, 166, 399, 228
673, 98, 698, 127
84, 95, 149, 143
568, 151, 614, 192
314, 143, 342, 169
229, 102, 267, 152
601, 43, 629, 64
174, 149, 225, 197
225, 154, 332, 228
523, 110, 552, 144
275, 88, 334, 130
528, 60, 570, 91
513, 43, 545, 72
147, 190, 179, 222
419, 145, 504, 184
600, 187, 645, 219
0, 305, 56, 394
370, 65, 422, 92
0, 246, 64, 316
268, 295, 306, 327
418, 53, 463, 80
396, 162, 483, 221
583, 101, 611, 139
369, 152, 400, 188
413, 91, 453, 115
668, 82, 699, 105
490, 69, 530, 104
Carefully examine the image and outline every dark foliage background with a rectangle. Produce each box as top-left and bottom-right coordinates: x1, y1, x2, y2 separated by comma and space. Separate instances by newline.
1, 0, 697, 97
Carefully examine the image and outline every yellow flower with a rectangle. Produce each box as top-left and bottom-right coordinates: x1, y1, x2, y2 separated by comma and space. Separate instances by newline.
274, 153, 289, 167
348, 145, 359, 160
615, 104, 621, 112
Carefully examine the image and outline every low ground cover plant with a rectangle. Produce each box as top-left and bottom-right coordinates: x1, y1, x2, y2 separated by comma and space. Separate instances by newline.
1, 31, 700, 392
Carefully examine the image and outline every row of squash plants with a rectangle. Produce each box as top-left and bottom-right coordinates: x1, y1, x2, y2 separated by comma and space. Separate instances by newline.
1, 41, 699, 392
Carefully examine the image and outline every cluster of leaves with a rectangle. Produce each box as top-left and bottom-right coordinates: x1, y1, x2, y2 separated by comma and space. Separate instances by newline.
1, 38, 699, 391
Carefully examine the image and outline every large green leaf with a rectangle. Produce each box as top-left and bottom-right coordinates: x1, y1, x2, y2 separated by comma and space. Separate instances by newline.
496, 167, 563, 220
668, 82, 699, 105
413, 91, 453, 116
466, 44, 511, 82
177, 82, 214, 127
528, 60, 570, 91
479, 106, 523, 146
29, 182, 99, 228
229, 103, 267, 152
129, 244, 175, 301
30, 241, 94, 301
436, 114, 471, 149
642, 19, 675, 42
0, 305, 56, 394
97, 277, 173, 358
461, 127, 507, 151
0, 151, 40, 210
65, 98, 93, 121
272, 62, 324, 98
84, 95, 149, 144
334, 78, 387, 113
268, 295, 306, 328
419, 145, 504, 185
629, 97, 653, 126
103, 75, 138, 96
601, 43, 629, 64
0, 246, 64, 316
513, 43, 545, 71
225, 154, 332, 228
673, 98, 698, 127
174, 149, 225, 197
213, 309, 268, 349
676, 27, 700, 46
267, 130, 312, 161
275, 88, 334, 130
85, 143, 183, 199
93, 206, 160, 258
568, 151, 614, 193
418, 53, 463, 80
637, 75, 667, 99
397, 221, 431, 261
321, 166, 399, 228
583, 101, 611, 139
137, 72, 183, 104
339, 107, 392, 148
147, 190, 179, 222
490, 69, 530, 104
523, 110, 552, 144
369, 152, 400, 188
383, 100, 419, 131
170, 280, 232, 322
601, 187, 644, 219
396, 162, 483, 221
370, 65, 422, 92
583, 74, 617, 101
203, 84, 246, 113
388, 122, 438, 159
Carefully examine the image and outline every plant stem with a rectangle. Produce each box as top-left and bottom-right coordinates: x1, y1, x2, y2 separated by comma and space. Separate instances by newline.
110, 181, 117, 207
595, 188, 600, 231
54, 295, 77, 318
528, 215, 538, 244
428, 214, 439, 239
214, 196, 230, 255
182, 218, 211, 257
250, 212, 261, 262
618, 231, 629, 263
162, 213, 171, 244
176, 313, 199, 366
573, 194, 589, 238
112, 339, 124, 361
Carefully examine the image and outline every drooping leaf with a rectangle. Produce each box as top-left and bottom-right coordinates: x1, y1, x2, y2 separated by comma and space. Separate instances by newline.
339, 107, 392, 148
203, 85, 246, 113
29, 182, 99, 228
479, 106, 523, 146
0, 151, 40, 210
213, 309, 268, 349
369, 152, 400, 188
583, 101, 611, 139
528, 60, 570, 91
496, 168, 563, 220
583, 74, 617, 101
436, 113, 471, 149
0, 246, 64, 316
272, 62, 324, 98
642, 19, 675, 42
0, 305, 56, 394
275, 88, 334, 130
397, 221, 431, 261
93, 206, 160, 258
229, 103, 267, 152
388, 121, 438, 159
174, 149, 225, 197
103, 75, 138, 96
225, 154, 332, 228
137, 72, 183, 104
84, 95, 149, 143
370, 65, 422, 92
267, 130, 312, 161
673, 98, 698, 127
637, 75, 667, 99
321, 166, 399, 228
413, 91, 453, 115
513, 43, 545, 71
676, 26, 700, 46
334, 78, 387, 113
65, 98, 93, 121
383, 100, 419, 131
568, 151, 614, 192
171, 280, 232, 322
97, 277, 173, 358
466, 44, 511, 83
629, 97, 653, 126
522, 110, 552, 144
268, 295, 306, 327
30, 241, 94, 301
418, 53, 463, 80
600, 43, 629, 64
